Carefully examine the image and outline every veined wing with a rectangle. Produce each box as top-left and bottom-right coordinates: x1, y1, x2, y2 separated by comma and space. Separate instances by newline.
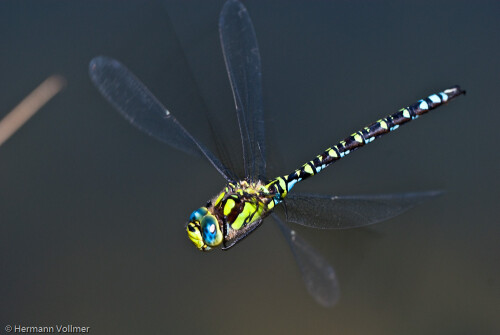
219, 0, 265, 181
283, 191, 442, 229
89, 56, 235, 182
272, 214, 340, 307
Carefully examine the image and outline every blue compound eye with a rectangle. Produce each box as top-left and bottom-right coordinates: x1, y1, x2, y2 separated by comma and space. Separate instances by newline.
189, 207, 208, 222
200, 215, 222, 247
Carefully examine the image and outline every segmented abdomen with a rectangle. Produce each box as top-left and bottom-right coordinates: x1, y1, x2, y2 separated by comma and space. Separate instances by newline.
267, 86, 465, 200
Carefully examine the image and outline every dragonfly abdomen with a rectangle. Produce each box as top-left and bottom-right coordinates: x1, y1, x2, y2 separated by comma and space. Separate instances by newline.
267, 86, 465, 201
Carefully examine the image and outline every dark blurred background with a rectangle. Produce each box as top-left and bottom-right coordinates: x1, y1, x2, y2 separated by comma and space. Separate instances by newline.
0, 1, 498, 334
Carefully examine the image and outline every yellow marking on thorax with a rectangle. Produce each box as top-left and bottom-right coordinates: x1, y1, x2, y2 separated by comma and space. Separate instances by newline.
246, 187, 258, 195
224, 198, 236, 216
232, 202, 257, 230
214, 191, 225, 206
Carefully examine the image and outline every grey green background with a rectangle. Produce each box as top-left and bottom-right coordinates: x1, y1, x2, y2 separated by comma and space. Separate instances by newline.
1, 1, 498, 334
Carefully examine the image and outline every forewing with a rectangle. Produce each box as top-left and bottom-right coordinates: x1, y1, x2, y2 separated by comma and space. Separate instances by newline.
273, 214, 340, 307
219, 0, 265, 181
283, 191, 442, 229
89, 56, 235, 182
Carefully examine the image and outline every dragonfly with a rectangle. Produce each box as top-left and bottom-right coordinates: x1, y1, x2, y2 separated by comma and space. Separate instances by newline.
89, 0, 465, 307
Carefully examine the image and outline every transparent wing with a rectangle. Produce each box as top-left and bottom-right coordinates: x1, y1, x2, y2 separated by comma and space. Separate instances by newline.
272, 214, 340, 307
219, 0, 265, 181
89, 56, 235, 182
283, 191, 442, 229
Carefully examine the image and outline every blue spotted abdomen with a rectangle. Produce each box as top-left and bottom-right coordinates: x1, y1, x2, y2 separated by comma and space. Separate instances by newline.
267, 86, 465, 200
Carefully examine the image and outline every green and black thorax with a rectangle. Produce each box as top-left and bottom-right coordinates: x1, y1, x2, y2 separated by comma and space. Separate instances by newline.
187, 180, 278, 251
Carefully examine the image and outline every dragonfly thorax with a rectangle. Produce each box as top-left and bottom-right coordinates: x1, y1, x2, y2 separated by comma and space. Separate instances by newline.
186, 180, 276, 251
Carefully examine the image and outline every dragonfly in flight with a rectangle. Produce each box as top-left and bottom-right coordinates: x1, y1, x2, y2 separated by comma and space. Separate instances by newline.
89, 0, 465, 306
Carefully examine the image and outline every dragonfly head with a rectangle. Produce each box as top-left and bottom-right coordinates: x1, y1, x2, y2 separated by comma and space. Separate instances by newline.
186, 207, 223, 251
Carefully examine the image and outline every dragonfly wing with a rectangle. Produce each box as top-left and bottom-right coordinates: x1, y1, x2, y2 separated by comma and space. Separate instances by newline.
219, 0, 265, 181
283, 191, 443, 229
89, 56, 235, 182
272, 214, 340, 307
